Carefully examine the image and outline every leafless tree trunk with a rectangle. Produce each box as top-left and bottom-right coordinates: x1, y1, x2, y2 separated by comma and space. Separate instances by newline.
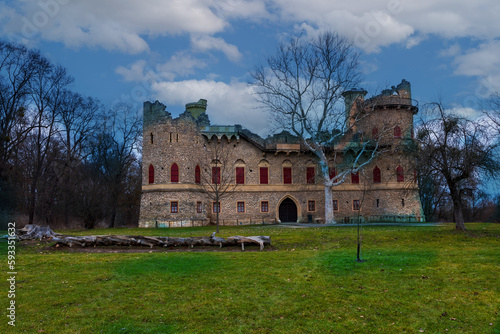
252, 31, 381, 223
196, 138, 238, 233
415, 102, 500, 230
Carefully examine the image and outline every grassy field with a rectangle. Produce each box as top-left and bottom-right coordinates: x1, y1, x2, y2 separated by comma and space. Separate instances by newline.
1, 223, 499, 333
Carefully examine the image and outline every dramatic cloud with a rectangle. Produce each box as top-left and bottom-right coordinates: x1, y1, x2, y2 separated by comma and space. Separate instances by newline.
191, 35, 242, 62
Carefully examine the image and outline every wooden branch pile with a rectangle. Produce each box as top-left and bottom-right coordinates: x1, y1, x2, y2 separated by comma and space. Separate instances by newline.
16, 225, 271, 251
51, 234, 271, 251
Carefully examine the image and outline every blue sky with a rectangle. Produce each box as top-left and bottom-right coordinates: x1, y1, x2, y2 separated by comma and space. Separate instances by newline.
1, 0, 499, 136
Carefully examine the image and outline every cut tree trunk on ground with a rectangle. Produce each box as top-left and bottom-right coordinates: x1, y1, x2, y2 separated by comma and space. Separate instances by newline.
17, 226, 271, 251
17, 225, 59, 240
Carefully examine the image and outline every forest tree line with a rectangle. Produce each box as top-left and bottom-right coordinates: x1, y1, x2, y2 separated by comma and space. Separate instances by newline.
0, 41, 142, 229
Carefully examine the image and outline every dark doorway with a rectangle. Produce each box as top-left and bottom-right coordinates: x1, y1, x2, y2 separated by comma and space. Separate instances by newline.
279, 198, 298, 223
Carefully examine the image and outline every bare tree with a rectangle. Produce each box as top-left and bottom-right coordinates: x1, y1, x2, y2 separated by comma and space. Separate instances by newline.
196, 138, 238, 233
26, 60, 73, 224
89, 103, 142, 228
252, 31, 381, 223
0, 41, 41, 176
57, 90, 101, 226
415, 103, 500, 230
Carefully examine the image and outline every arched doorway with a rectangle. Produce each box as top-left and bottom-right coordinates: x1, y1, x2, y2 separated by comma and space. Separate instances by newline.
279, 198, 298, 223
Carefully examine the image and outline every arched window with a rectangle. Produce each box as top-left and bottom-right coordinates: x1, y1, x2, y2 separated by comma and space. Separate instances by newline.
396, 165, 404, 182
148, 164, 154, 184
212, 167, 221, 184
306, 166, 315, 184
351, 171, 359, 184
394, 126, 402, 139
235, 160, 245, 185
282, 160, 292, 184
171, 163, 179, 183
258, 159, 270, 184
329, 167, 336, 180
373, 166, 381, 183
236, 167, 245, 184
283, 167, 292, 184
195, 165, 201, 184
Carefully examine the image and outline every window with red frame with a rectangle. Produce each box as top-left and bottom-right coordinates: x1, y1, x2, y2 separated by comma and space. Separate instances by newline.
329, 167, 336, 180
195, 165, 201, 184
306, 167, 315, 184
261, 201, 269, 212
394, 126, 402, 139
171, 201, 178, 213
396, 165, 404, 182
212, 167, 221, 184
308, 200, 316, 212
372, 128, 378, 139
237, 201, 245, 213
373, 166, 381, 183
196, 201, 202, 213
171, 163, 179, 183
353, 200, 360, 210
351, 171, 359, 184
283, 167, 292, 184
259, 167, 268, 184
333, 200, 338, 211
148, 164, 154, 184
236, 167, 245, 184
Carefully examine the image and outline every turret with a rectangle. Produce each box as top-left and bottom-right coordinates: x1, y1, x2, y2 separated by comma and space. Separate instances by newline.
185, 99, 207, 119
342, 88, 368, 114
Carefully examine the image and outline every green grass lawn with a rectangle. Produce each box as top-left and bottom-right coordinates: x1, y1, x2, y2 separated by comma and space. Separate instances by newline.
1, 223, 499, 333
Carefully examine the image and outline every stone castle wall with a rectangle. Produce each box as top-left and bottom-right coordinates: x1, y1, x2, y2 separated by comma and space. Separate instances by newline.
139, 82, 425, 227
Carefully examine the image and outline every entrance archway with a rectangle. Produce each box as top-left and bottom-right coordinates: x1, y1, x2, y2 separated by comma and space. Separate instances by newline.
279, 198, 298, 223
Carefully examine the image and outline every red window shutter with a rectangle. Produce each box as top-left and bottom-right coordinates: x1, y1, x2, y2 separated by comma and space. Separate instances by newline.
373, 166, 381, 183
394, 126, 402, 139
372, 128, 379, 139
212, 167, 221, 184
351, 172, 359, 184
307, 167, 315, 184
236, 167, 245, 184
148, 164, 154, 184
259, 167, 268, 184
171, 163, 179, 183
283, 167, 292, 184
397, 165, 404, 182
195, 165, 201, 184
329, 167, 336, 180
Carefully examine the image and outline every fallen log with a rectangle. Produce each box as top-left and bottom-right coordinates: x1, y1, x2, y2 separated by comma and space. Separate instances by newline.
51, 234, 271, 250
18, 225, 271, 250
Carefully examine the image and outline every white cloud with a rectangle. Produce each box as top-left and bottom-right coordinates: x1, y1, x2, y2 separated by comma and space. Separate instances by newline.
1, 0, 227, 53
3, 0, 500, 57
151, 79, 269, 134
115, 53, 208, 85
116, 60, 148, 82
191, 35, 242, 62
439, 43, 461, 58
453, 40, 500, 95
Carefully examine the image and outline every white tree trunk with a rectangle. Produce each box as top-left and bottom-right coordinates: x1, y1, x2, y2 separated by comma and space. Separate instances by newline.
319, 160, 336, 224
324, 184, 335, 224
